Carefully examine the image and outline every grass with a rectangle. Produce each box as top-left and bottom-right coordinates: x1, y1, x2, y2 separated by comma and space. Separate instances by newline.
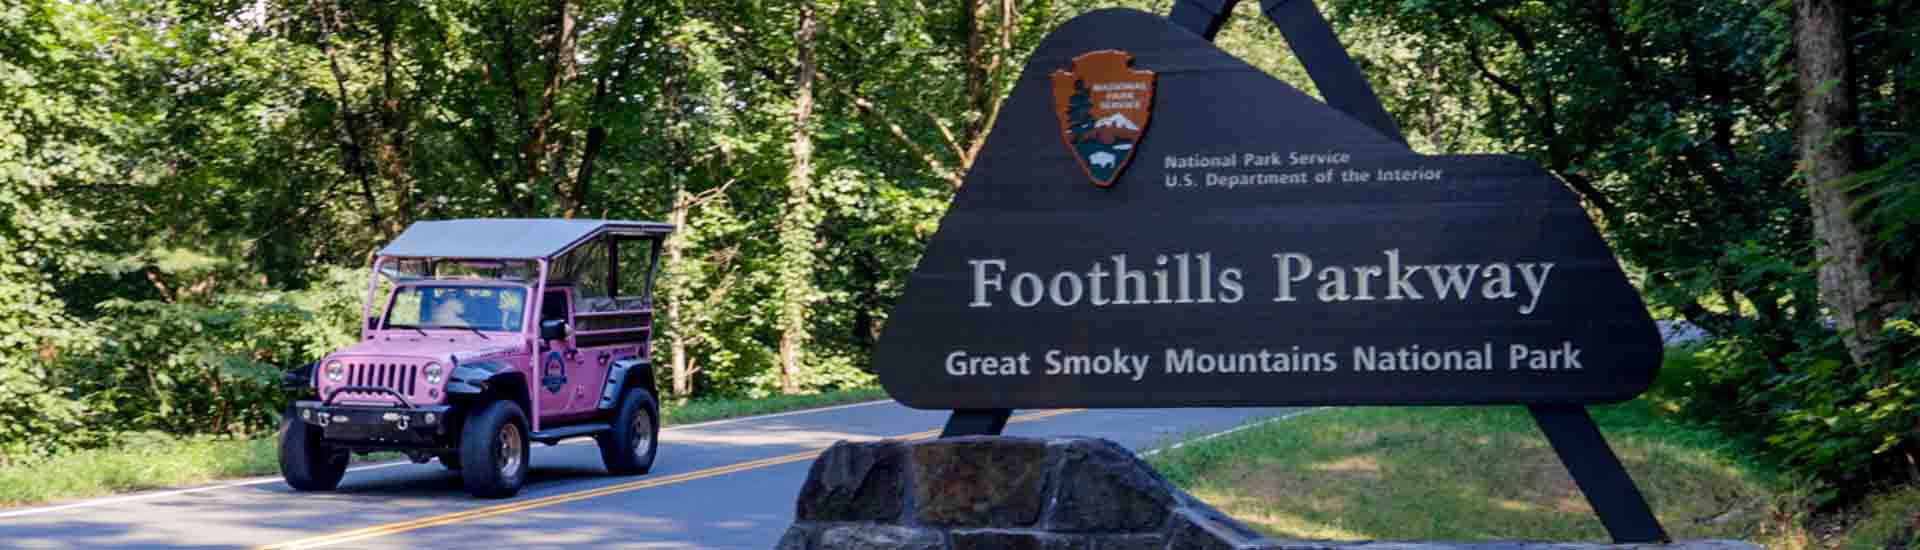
661, 386, 887, 426
0, 386, 888, 508
1146, 350, 1811, 546
1840, 487, 1920, 550
0, 435, 285, 507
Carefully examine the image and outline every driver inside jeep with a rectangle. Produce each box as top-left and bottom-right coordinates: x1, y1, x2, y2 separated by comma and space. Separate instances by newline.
429, 296, 469, 327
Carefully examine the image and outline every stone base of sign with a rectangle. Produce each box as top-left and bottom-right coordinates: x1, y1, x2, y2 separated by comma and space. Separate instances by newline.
774, 436, 1760, 550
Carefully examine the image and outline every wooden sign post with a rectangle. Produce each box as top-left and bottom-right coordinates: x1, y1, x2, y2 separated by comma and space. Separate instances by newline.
875, 1, 1669, 543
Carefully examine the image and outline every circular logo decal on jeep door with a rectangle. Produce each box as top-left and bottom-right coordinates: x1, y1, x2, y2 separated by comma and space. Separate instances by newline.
542, 351, 567, 394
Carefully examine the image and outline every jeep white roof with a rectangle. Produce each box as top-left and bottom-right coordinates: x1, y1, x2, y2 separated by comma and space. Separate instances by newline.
378, 218, 673, 260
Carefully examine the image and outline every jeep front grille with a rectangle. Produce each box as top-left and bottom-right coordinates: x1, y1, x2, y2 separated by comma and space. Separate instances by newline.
345, 362, 418, 397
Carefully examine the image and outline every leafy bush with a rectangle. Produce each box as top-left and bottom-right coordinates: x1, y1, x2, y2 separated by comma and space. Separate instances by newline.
1672, 318, 1920, 502
0, 267, 364, 461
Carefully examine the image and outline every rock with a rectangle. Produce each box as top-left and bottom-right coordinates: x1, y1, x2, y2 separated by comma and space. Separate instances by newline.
776, 523, 821, 550
1044, 438, 1176, 532
1251, 541, 1767, 550
950, 530, 1086, 550
797, 440, 908, 522
818, 524, 948, 550
1166, 507, 1279, 550
912, 436, 1052, 527
1090, 534, 1168, 550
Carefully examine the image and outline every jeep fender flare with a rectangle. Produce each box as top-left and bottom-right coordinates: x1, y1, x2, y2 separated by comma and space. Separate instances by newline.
447, 361, 510, 395
283, 362, 316, 391
597, 358, 657, 410
449, 361, 531, 416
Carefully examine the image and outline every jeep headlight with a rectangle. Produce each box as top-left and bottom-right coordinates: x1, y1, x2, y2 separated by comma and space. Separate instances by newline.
423, 362, 444, 385
324, 361, 346, 382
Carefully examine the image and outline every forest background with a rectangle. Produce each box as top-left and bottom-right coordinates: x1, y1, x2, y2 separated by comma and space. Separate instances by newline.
2, 0, 1917, 503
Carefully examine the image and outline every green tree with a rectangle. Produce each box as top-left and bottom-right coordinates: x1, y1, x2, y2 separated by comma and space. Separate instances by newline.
1066, 80, 1094, 136
777, 0, 823, 395
0, 1, 114, 461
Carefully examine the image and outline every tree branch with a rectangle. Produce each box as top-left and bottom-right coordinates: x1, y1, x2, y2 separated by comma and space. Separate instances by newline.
489, 11, 535, 215
313, 0, 387, 236
531, 0, 580, 213
1589, 0, 1642, 83
572, 0, 650, 219
930, 114, 966, 162
830, 83, 963, 188
1461, 34, 1532, 117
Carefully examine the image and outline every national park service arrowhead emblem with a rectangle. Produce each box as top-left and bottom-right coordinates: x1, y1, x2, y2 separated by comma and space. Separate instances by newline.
1051, 50, 1155, 188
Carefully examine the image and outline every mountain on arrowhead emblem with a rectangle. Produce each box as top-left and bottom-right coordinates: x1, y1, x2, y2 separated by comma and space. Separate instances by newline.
1051, 50, 1155, 187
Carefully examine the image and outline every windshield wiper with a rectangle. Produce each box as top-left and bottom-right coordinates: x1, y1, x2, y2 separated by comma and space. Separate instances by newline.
389, 324, 429, 338
464, 326, 490, 340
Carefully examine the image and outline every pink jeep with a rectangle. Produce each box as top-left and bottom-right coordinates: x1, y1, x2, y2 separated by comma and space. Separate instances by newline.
279, 219, 671, 498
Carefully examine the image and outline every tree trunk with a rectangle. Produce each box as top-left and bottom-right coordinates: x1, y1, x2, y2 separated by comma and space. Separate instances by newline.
523, 0, 578, 212
376, 4, 414, 235
1796, 0, 1889, 364
666, 183, 693, 399
778, 1, 820, 395
963, 0, 987, 146
956, 0, 1016, 173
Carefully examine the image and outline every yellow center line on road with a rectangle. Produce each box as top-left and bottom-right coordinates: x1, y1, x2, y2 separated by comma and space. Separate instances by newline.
259, 408, 1081, 550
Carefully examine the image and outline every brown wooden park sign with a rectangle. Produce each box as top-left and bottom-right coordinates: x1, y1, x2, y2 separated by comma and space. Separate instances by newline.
872, 1, 1671, 544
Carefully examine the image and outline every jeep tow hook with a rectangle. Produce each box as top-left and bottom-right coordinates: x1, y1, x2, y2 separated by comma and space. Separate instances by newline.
381, 411, 411, 430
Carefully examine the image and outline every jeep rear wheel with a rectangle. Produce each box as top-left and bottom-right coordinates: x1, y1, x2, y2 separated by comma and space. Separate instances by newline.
459, 400, 529, 498
596, 388, 659, 475
278, 408, 348, 491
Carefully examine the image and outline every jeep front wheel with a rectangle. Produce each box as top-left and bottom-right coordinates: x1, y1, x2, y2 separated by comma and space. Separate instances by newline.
596, 388, 659, 475
459, 400, 530, 498
278, 408, 348, 491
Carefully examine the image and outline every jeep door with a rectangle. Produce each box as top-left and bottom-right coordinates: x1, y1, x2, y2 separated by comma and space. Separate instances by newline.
565, 236, 657, 412
536, 288, 579, 418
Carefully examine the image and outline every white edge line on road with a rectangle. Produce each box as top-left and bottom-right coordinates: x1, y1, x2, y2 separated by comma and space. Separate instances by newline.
0, 462, 414, 520
662, 398, 894, 432
1137, 408, 1325, 458
0, 398, 898, 519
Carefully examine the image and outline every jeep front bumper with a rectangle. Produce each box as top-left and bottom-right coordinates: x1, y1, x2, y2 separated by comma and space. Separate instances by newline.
293, 401, 453, 446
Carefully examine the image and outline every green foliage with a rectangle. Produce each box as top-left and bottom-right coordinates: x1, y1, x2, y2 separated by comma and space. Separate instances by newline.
0, 1, 108, 463
1834, 0, 1920, 297
0, 0, 968, 459
1323, 0, 1919, 498
74, 272, 361, 438
1332, 0, 1813, 346
1670, 319, 1920, 502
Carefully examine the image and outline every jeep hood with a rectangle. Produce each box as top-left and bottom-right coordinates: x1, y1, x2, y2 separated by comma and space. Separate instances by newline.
328, 337, 522, 363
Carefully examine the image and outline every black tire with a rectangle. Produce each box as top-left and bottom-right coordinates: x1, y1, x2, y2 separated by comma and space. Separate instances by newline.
437, 453, 461, 470
278, 409, 348, 491
596, 388, 659, 475
459, 400, 530, 498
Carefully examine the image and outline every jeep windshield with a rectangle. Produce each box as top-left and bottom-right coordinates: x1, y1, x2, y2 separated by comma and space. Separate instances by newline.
383, 284, 528, 333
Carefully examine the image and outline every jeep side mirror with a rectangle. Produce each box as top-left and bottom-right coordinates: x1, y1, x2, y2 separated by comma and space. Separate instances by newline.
282, 363, 315, 391
540, 319, 569, 341
365, 316, 380, 331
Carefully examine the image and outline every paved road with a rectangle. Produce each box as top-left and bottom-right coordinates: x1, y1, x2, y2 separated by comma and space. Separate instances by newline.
0, 402, 1299, 550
